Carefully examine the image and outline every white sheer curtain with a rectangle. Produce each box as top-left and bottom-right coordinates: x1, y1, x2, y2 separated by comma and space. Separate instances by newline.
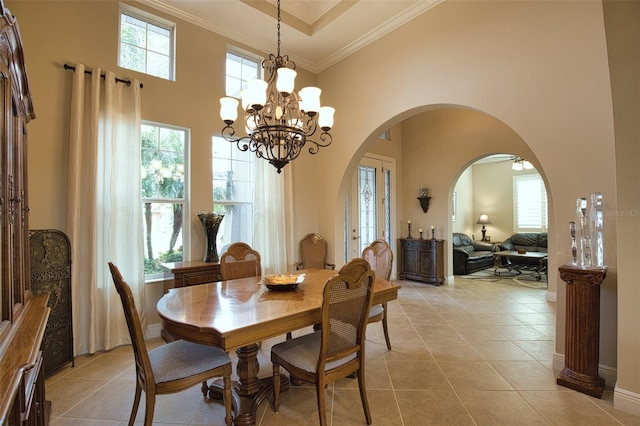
67, 64, 145, 355
253, 161, 294, 274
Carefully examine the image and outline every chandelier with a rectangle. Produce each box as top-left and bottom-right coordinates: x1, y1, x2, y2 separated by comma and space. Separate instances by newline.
219, 0, 335, 173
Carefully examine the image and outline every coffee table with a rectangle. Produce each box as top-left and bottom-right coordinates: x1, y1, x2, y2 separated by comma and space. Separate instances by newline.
494, 251, 548, 281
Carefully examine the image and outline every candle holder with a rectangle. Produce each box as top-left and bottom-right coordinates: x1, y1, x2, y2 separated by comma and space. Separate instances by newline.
419, 230, 423, 239
407, 222, 412, 239
431, 228, 436, 240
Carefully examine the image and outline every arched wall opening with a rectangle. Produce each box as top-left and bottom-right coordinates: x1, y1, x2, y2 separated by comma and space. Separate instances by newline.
334, 105, 557, 295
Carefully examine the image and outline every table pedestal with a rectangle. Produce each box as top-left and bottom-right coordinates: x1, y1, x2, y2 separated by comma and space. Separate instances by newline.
557, 264, 607, 398
206, 343, 289, 426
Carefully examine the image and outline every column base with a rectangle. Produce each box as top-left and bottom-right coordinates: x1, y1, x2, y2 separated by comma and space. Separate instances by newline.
557, 367, 605, 398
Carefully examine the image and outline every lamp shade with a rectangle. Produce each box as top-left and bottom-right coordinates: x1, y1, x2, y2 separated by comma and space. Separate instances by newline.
220, 97, 239, 123
298, 86, 321, 113
243, 79, 268, 109
318, 106, 335, 130
476, 214, 491, 225
276, 67, 296, 94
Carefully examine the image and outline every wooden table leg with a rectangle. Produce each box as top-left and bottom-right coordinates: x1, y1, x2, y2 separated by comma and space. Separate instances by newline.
206, 343, 289, 426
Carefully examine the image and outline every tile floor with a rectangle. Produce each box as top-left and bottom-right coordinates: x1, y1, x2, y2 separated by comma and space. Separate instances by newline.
45, 276, 640, 425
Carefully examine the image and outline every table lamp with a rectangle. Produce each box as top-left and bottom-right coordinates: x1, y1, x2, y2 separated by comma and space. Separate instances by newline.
476, 214, 491, 241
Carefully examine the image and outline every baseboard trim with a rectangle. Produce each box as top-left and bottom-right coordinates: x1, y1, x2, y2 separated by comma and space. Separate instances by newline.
148, 323, 162, 339
546, 290, 556, 302
447, 275, 455, 284
614, 385, 640, 417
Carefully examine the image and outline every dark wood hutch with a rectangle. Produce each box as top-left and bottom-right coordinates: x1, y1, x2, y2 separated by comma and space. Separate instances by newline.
0, 2, 51, 425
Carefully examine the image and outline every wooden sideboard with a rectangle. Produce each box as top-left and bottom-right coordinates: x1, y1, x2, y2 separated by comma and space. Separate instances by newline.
398, 238, 445, 285
161, 260, 222, 292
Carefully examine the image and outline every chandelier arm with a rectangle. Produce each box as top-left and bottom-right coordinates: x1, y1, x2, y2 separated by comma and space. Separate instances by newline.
305, 133, 332, 155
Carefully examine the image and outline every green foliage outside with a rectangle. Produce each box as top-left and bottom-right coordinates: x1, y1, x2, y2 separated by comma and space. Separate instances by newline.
141, 124, 185, 275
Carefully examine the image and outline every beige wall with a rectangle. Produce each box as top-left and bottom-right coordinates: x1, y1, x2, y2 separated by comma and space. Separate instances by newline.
313, 0, 623, 407
8, 0, 640, 414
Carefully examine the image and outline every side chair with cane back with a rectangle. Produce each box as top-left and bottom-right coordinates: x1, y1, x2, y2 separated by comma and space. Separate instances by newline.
362, 239, 394, 350
294, 233, 336, 270
108, 262, 233, 426
271, 258, 375, 426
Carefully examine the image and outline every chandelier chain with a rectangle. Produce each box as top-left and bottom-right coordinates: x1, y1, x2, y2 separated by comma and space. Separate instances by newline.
277, 0, 281, 57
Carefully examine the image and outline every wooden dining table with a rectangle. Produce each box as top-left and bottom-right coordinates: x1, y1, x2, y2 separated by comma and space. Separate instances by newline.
156, 268, 400, 426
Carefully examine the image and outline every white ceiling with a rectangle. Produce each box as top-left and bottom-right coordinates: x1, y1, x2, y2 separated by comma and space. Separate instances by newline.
141, 0, 444, 73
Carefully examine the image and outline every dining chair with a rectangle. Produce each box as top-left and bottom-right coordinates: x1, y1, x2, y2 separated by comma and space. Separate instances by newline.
220, 242, 262, 280
294, 233, 336, 270
362, 239, 394, 350
271, 258, 375, 426
108, 262, 233, 426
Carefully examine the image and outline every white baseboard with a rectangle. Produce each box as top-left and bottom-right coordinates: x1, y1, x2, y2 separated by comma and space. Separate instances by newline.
614, 385, 640, 417
447, 275, 455, 284
552, 352, 564, 374
546, 290, 556, 302
147, 323, 162, 339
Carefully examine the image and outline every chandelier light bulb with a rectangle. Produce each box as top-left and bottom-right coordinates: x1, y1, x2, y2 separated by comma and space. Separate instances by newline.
219, 97, 239, 123
276, 67, 296, 95
319, 106, 335, 130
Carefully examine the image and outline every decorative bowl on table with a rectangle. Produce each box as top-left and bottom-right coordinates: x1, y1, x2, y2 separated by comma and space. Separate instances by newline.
261, 273, 305, 291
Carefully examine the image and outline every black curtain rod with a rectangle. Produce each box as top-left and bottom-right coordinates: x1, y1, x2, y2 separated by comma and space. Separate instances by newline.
64, 63, 144, 88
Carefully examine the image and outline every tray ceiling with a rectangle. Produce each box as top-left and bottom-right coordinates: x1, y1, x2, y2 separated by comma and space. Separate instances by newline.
141, 0, 443, 73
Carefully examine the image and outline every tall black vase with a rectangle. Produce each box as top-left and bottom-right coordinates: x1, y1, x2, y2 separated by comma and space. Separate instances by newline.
198, 212, 224, 262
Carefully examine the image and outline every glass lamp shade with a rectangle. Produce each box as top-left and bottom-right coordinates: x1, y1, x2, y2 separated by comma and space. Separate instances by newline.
276, 68, 297, 94
512, 161, 523, 171
318, 106, 335, 130
220, 97, 239, 123
243, 79, 268, 109
298, 86, 321, 113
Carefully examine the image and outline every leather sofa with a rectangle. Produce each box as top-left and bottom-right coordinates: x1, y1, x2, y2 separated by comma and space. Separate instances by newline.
452, 233, 497, 275
498, 233, 548, 267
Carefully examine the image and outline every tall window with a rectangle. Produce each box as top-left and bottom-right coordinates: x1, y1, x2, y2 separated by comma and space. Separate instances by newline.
141, 122, 188, 279
212, 135, 254, 253
209, 49, 261, 254
119, 5, 175, 80
513, 174, 548, 232
225, 49, 261, 97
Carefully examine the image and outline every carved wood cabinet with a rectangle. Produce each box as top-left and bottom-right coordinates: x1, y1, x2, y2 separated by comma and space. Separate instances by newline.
398, 238, 445, 285
0, 2, 51, 425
